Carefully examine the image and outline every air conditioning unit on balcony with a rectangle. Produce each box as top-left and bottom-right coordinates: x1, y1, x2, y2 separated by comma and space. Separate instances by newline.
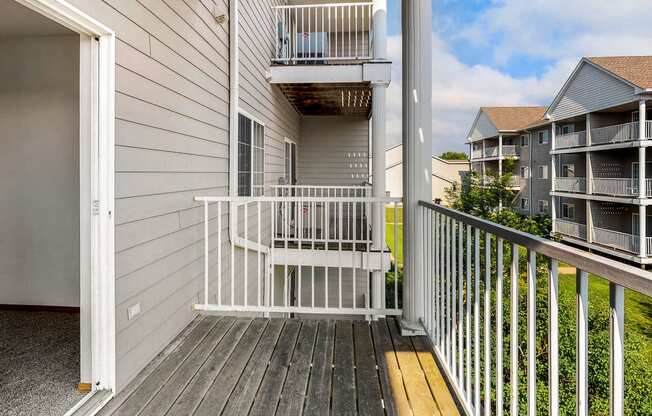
295, 32, 329, 64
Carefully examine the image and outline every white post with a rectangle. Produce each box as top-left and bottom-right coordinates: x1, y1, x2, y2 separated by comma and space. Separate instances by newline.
401, 0, 431, 334
639, 204, 646, 258
371, 0, 388, 316
551, 122, 556, 233
586, 201, 593, 243
609, 282, 624, 416
640, 99, 647, 141
498, 134, 503, 174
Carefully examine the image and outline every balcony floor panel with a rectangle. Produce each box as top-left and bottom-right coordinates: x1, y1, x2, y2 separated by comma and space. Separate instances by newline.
98, 316, 459, 416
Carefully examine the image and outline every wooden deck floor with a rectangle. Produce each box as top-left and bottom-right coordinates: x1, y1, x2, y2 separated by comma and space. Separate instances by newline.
99, 317, 459, 416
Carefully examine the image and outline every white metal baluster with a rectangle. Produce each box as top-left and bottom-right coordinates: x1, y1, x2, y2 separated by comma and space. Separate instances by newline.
270, 201, 275, 308
244, 203, 248, 306
231, 204, 235, 307
321, 6, 325, 59
298, 197, 302, 308
328, 6, 332, 59
510, 243, 519, 416
284, 200, 288, 308
496, 238, 504, 416
484, 233, 491, 416
325, 200, 329, 309
527, 250, 537, 416
339, 201, 343, 310
452, 221, 458, 376
435, 213, 440, 343
394, 203, 398, 310
217, 202, 222, 306
466, 224, 472, 401
458, 222, 464, 385
610, 282, 624, 416
355, 4, 358, 58
301, 7, 305, 62
312, 200, 315, 309
430, 210, 435, 332
307, 7, 311, 59
576, 269, 588, 416
353, 201, 357, 309
549, 259, 559, 416
366, 201, 371, 312
440, 214, 446, 352
447, 217, 452, 364
348, 5, 351, 58
257, 202, 261, 307
474, 228, 481, 416
274, 8, 278, 60
203, 200, 209, 307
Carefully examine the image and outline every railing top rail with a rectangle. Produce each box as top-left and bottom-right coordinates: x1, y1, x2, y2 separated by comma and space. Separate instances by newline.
592, 121, 637, 131
557, 130, 586, 137
420, 200, 652, 296
196, 195, 402, 203
273, 2, 373, 9
592, 225, 636, 237
270, 184, 372, 189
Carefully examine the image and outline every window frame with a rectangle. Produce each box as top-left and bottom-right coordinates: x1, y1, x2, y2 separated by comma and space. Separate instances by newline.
520, 166, 529, 178
237, 110, 265, 197
520, 198, 529, 210
561, 202, 576, 220
538, 130, 549, 145
538, 165, 549, 179
520, 134, 529, 147
538, 200, 549, 214
562, 164, 575, 178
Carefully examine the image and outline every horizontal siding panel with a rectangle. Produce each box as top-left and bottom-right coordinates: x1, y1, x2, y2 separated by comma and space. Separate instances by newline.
115, 146, 228, 173
115, 119, 228, 158
115, 186, 225, 225
115, 172, 227, 198
115, 212, 180, 252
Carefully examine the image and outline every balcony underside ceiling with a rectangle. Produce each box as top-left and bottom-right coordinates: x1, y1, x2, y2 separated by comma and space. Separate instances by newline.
278, 82, 372, 116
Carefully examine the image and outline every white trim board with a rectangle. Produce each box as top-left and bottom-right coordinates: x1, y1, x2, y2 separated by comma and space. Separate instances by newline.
14, 0, 116, 402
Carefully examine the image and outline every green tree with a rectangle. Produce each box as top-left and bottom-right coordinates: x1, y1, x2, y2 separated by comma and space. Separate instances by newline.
440, 151, 469, 160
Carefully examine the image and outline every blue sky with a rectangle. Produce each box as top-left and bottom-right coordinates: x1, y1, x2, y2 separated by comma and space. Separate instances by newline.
382, 0, 652, 155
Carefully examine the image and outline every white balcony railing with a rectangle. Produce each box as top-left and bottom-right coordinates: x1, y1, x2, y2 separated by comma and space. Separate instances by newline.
273, 3, 373, 64
483, 146, 498, 157
555, 130, 586, 149
271, 184, 371, 198
193, 195, 401, 316
419, 202, 652, 416
591, 122, 645, 145
471, 149, 482, 159
591, 178, 638, 197
502, 145, 519, 156
555, 177, 586, 193
555, 219, 587, 240
591, 226, 639, 254
508, 176, 523, 188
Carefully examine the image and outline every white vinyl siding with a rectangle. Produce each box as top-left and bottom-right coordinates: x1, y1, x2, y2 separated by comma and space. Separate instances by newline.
550, 62, 638, 120
298, 116, 369, 185
64, 0, 301, 392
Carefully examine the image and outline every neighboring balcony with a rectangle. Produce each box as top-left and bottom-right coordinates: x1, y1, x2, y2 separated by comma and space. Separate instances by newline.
555, 177, 586, 193
269, 2, 391, 116
591, 178, 652, 198
481, 145, 519, 158
555, 121, 652, 150
591, 226, 652, 256
555, 219, 588, 240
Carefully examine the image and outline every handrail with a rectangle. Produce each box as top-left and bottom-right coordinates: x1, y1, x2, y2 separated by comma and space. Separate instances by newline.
418, 201, 652, 296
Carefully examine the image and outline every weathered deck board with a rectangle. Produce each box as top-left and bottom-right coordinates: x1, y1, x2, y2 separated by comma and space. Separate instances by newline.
102, 317, 460, 416
332, 320, 357, 415
303, 320, 335, 416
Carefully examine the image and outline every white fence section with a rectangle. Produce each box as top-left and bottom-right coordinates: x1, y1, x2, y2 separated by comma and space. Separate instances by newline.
484, 146, 498, 157
272, 184, 371, 198
591, 178, 638, 197
555, 177, 586, 193
193, 195, 402, 316
418, 201, 652, 416
555, 219, 587, 240
591, 122, 639, 145
556, 131, 586, 149
273, 2, 373, 64
592, 226, 640, 254
472, 149, 482, 159
502, 145, 519, 157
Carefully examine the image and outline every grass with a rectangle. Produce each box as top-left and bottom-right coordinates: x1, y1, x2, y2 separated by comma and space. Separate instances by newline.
386, 206, 403, 268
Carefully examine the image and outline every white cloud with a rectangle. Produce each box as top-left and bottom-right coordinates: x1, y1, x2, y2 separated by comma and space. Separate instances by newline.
386, 0, 652, 155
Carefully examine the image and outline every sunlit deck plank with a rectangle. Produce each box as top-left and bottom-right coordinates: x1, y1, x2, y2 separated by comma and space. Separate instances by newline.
412, 336, 460, 416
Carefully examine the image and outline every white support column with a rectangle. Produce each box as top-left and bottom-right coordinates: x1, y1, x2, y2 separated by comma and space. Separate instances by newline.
586, 114, 593, 195
639, 204, 646, 258
609, 282, 624, 416
586, 201, 593, 244
640, 99, 647, 141
586, 113, 592, 146
371, 0, 388, 316
498, 134, 503, 175
551, 122, 556, 233
401, 0, 431, 334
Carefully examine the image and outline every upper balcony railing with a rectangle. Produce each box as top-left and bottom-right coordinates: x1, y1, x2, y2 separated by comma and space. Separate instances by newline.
556, 130, 586, 149
271, 184, 371, 198
555, 176, 586, 193
418, 201, 652, 416
591, 178, 652, 197
555, 218, 588, 240
273, 3, 373, 64
482, 145, 518, 158
590, 121, 652, 145
471, 148, 482, 159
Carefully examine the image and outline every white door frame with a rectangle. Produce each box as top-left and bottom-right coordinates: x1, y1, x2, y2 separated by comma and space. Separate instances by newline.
14, 0, 116, 396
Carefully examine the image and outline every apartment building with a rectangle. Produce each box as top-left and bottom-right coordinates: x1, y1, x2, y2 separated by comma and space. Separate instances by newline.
467, 106, 552, 215
549, 56, 652, 265
467, 56, 652, 265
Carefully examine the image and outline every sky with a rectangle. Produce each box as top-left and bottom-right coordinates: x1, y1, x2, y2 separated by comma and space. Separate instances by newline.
383, 0, 652, 155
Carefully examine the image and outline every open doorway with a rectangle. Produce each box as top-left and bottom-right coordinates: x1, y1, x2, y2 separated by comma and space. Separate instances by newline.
0, 1, 115, 414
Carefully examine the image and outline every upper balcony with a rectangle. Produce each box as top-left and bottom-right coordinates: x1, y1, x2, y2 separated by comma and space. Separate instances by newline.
555, 121, 652, 151
269, 2, 391, 116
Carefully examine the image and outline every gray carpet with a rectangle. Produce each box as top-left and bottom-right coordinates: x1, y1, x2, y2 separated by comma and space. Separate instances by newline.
0, 310, 87, 416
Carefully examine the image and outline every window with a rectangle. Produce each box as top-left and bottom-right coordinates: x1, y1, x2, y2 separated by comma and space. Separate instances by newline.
538, 165, 548, 179
238, 113, 265, 196
520, 134, 529, 147
560, 124, 574, 135
538, 130, 549, 145
632, 109, 652, 122
538, 200, 549, 214
561, 203, 576, 220
520, 198, 529, 210
519, 166, 529, 178
562, 164, 575, 178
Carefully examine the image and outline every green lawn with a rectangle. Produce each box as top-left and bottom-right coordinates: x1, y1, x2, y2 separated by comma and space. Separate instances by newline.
386, 206, 404, 269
